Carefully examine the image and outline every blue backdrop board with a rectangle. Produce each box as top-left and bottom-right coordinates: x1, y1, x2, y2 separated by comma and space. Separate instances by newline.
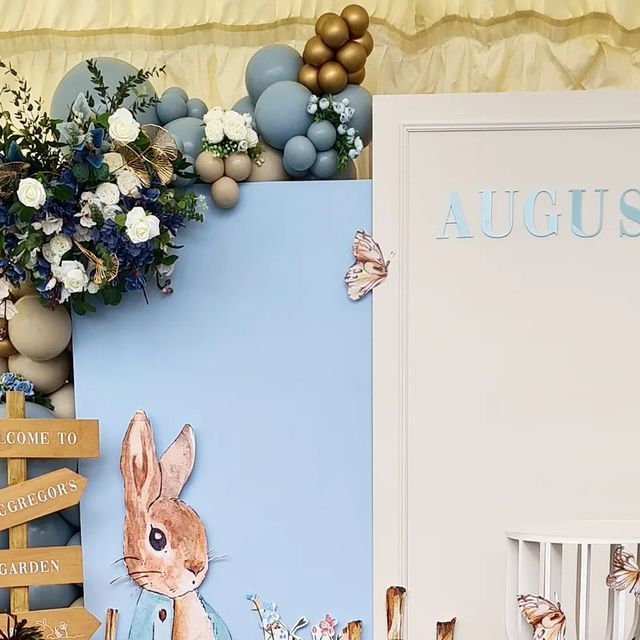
73, 181, 372, 640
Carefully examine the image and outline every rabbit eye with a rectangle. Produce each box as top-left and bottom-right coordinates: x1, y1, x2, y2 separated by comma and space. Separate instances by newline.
149, 526, 167, 551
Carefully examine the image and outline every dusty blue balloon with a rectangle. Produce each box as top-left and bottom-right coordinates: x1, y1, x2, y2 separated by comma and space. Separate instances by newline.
168, 133, 185, 154
254, 81, 313, 150
283, 136, 316, 171
332, 158, 358, 180
67, 531, 81, 546
164, 117, 204, 157
282, 155, 308, 178
163, 86, 189, 102
232, 95, 255, 120
60, 503, 80, 527
156, 93, 187, 124
311, 149, 338, 179
307, 121, 336, 151
30, 584, 80, 610
51, 58, 159, 124
172, 154, 196, 187
334, 85, 372, 145
29, 513, 74, 548
187, 98, 208, 119
245, 45, 303, 104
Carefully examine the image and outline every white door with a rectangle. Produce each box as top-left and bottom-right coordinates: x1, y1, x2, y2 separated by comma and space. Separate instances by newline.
372, 91, 640, 640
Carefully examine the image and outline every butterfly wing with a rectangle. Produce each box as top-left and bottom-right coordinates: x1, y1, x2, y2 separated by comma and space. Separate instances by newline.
345, 230, 389, 301
517, 595, 566, 640
141, 124, 179, 161
117, 144, 151, 187
607, 545, 640, 598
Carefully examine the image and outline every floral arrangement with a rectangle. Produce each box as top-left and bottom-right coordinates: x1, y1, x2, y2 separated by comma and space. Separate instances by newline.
0, 372, 52, 409
202, 106, 260, 160
306, 96, 364, 169
0, 59, 204, 315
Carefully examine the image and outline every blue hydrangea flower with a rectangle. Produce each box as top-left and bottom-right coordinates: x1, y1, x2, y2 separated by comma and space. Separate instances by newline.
13, 380, 34, 396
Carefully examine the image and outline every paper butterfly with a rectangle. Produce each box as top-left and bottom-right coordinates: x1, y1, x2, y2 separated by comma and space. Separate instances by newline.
344, 229, 390, 301
606, 545, 640, 600
517, 594, 566, 640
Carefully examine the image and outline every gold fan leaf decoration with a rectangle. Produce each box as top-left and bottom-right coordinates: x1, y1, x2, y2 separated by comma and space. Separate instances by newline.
73, 241, 119, 285
0, 162, 30, 198
115, 124, 178, 187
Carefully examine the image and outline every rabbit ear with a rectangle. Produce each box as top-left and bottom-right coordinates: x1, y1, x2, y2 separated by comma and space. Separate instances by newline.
120, 411, 161, 509
159, 424, 195, 498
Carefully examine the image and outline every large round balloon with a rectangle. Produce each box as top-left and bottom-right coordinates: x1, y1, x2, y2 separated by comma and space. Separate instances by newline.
254, 81, 313, 150
29, 513, 75, 548
334, 84, 372, 145
30, 583, 80, 610
232, 96, 255, 121
60, 503, 81, 528
164, 117, 205, 158
245, 45, 303, 105
311, 149, 339, 179
283, 136, 317, 172
51, 58, 159, 124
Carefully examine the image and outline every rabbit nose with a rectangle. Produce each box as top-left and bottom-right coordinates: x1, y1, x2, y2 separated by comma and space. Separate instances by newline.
185, 559, 204, 577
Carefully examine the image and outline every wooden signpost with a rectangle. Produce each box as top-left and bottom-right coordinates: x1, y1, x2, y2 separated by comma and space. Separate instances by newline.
0, 391, 101, 639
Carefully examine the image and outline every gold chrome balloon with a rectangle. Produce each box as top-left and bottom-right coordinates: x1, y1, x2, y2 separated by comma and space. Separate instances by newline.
298, 64, 321, 94
336, 41, 367, 73
318, 61, 348, 94
340, 4, 370, 39
319, 16, 350, 49
354, 30, 374, 56
315, 12, 339, 36
348, 67, 366, 85
303, 35, 334, 66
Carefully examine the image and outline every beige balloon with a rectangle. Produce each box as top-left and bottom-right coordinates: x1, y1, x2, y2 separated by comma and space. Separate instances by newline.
9, 296, 71, 361
70, 596, 84, 607
47, 383, 76, 419
195, 151, 224, 183
0, 358, 7, 375
245, 144, 290, 183
9, 352, 71, 394
224, 153, 253, 182
211, 177, 240, 209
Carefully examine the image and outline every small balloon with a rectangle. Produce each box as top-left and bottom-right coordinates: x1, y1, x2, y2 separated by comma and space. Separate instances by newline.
282, 155, 308, 178
245, 45, 303, 104
318, 61, 348, 94
195, 151, 225, 183
307, 120, 337, 151
172, 154, 196, 188
320, 16, 350, 49
29, 513, 74, 548
186, 98, 208, 119
336, 41, 367, 74
232, 96, 255, 121
311, 149, 338, 179
162, 86, 189, 102
164, 117, 205, 157
303, 36, 334, 67
348, 67, 366, 85
60, 503, 81, 528
340, 4, 370, 38
211, 177, 240, 209
224, 153, 253, 182
315, 12, 339, 36
283, 136, 317, 172
156, 93, 188, 125
354, 31, 374, 56
30, 584, 80, 610
297, 64, 321, 95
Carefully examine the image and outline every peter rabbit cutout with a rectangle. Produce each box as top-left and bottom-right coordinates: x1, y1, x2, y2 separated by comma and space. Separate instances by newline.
120, 411, 232, 640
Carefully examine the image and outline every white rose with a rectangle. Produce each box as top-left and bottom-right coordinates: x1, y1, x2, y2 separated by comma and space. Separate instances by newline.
43, 234, 73, 264
87, 281, 99, 294
203, 106, 224, 124
242, 113, 253, 126
116, 169, 142, 196
319, 97, 330, 110
108, 108, 141, 143
246, 128, 259, 147
205, 120, 224, 144
103, 152, 125, 174
125, 206, 160, 244
57, 260, 89, 294
95, 182, 120, 205
17, 178, 46, 209
222, 110, 247, 141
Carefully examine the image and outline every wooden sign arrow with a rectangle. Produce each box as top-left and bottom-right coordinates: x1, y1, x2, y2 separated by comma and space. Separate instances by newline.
0, 545, 82, 587
0, 607, 101, 640
0, 468, 87, 532
0, 419, 99, 458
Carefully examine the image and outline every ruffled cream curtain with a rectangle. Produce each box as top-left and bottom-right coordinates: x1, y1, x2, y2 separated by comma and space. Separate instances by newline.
1, 1, 640, 176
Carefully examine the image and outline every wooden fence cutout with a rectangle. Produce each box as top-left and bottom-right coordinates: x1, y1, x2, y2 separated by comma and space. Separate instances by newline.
2, 391, 101, 639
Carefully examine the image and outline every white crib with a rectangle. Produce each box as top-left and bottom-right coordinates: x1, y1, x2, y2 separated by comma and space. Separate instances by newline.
506, 522, 640, 640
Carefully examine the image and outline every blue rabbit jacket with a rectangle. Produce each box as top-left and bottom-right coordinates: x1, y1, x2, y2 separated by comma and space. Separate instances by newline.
128, 589, 232, 640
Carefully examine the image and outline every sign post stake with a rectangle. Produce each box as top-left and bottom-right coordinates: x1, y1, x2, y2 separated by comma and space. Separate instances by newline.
6, 390, 28, 612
